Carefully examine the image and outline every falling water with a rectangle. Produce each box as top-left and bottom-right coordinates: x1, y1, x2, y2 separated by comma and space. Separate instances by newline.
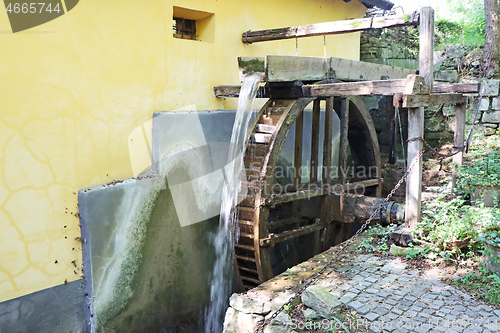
204, 74, 262, 333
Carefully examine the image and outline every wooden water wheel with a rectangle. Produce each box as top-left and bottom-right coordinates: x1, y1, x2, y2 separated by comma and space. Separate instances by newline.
233, 96, 382, 291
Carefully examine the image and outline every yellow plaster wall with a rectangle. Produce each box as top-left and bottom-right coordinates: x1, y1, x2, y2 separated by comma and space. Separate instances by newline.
0, 0, 366, 302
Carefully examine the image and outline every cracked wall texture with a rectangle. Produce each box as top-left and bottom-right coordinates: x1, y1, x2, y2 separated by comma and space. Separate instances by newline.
0, 0, 365, 303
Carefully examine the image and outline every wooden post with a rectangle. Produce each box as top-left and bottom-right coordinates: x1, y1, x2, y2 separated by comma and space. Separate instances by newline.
338, 98, 349, 220
405, 108, 424, 229
419, 7, 434, 92
294, 112, 303, 186
310, 100, 321, 182
388, 102, 397, 164
405, 6, 434, 229
320, 97, 334, 250
452, 103, 466, 189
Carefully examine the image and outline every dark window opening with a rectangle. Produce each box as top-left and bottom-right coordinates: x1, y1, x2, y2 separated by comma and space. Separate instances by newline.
173, 17, 197, 40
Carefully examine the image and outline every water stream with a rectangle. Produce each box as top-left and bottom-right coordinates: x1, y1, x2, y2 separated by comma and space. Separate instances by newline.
204, 74, 262, 332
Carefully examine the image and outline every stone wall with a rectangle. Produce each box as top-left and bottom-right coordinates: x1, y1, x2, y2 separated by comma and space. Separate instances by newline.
425, 80, 500, 147
360, 29, 418, 69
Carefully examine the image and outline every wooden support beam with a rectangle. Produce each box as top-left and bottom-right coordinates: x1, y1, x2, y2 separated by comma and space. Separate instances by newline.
419, 7, 434, 91
307, 79, 406, 97
311, 100, 321, 182
260, 179, 381, 207
405, 7, 433, 229
320, 97, 335, 249
260, 222, 326, 247
323, 97, 334, 183
388, 101, 397, 164
393, 93, 466, 108
433, 83, 479, 94
242, 13, 419, 44
215, 82, 474, 99
452, 103, 466, 189
262, 184, 328, 206
214, 85, 268, 98
341, 178, 382, 192
405, 107, 424, 229
294, 111, 303, 186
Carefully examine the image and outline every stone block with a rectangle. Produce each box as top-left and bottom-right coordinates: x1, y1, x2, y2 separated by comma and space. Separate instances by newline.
269, 291, 296, 311
425, 132, 454, 140
434, 70, 458, 83
492, 98, 500, 110
302, 308, 318, 321
465, 124, 485, 134
302, 285, 341, 316
479, 98, 491, 111
263, 312, 293, 333
442, 105, 455, 116
223, 308, 264, 333
481, 80, 500, 96
485, 128, 496, 136
483, 110, 500, 123
229, 293, 271, 315
445, 117, 455, 132
445, 44, 466, 58
425, 118, 444, 132
389, 245, 413, 256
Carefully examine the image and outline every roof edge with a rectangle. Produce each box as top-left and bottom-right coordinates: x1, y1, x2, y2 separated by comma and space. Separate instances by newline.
343, 0, 394, 11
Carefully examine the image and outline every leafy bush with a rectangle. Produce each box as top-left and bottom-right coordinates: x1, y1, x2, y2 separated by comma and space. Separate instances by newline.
457, 150, 500, 202
417, 198, 480, 251
435, 0, 486, 47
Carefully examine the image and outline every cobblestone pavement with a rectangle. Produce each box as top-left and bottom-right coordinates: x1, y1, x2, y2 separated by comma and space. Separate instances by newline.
332, 254, 500, 333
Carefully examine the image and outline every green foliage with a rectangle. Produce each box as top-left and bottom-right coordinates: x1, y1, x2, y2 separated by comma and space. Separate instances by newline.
454, 267, 500, 303
417, 198, 481, 252
435, 0, 486, 47
457, 151, 500, 192
357, 224, 394, 252
404, 243, 433, 259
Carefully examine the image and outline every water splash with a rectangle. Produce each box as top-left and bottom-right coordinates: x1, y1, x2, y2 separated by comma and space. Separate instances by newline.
204, 74, 262, 333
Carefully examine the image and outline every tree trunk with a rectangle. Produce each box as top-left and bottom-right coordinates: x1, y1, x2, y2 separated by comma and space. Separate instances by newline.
482, 0, 500, 78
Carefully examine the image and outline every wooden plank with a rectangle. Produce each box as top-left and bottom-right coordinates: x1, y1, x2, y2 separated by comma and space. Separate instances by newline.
323, 97, 334, 183
242, 13, 419, 44
433, 83, 479, 94
342, 178, 382, 192
214, 85, 268, 98
452, 103, 466, 189
394, 94, 466, 108
259, 223, 326, 247
268, 217, 310, 230
338, 98, 349, 220
405, 107, 424, 229
307, 79, 407, 97
404, 74, 430, 94
389, 101, 396, 164
310, 99, 321, 182
262, 185, 328, 206
215, 82, 477, 98
294, 111, 303, 186
419, 7, 434, 91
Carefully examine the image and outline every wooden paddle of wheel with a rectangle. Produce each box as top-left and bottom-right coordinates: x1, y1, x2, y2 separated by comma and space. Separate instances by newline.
233, 96, 381, 291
